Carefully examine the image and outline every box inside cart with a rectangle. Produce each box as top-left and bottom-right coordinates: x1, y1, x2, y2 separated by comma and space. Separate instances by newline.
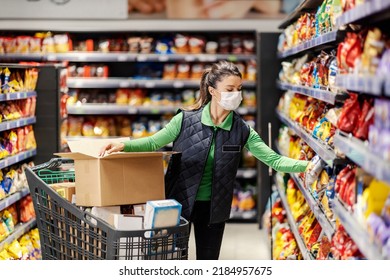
55, 138, 170, 207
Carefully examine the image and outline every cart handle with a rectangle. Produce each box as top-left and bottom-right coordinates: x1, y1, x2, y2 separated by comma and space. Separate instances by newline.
31, 157, 74, 172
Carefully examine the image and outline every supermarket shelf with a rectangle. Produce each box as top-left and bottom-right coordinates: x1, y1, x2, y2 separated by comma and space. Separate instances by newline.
67, 104, 180, 115
0, 218, 36, 253
290, 173, 335, 240
277, 81, 347, 104
333, 198, 387, 260
0, 149, 37, 169
336, 0, 390, 27
0, 117, 36, 133
334, 131, 390, 185
276, 110, 338, 165
277, 30, 339, 59
0, 53, 257, 63
67, 77, 256, 89
0, 188, 30, 212
0, 91, 37, 102
236, 168, 257, 179
275, 176, 314, 260
278, 0, 324, 29
335, 74, 384, 96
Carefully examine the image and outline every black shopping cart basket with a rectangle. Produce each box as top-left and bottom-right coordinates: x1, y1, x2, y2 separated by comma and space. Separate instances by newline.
25, 158, 190, 260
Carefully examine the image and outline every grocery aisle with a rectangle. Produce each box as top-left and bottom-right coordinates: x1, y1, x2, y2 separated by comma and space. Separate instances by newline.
189, 224, 270, 260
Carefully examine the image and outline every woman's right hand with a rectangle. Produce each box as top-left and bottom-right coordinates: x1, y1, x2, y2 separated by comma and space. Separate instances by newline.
99, 142, 125, 157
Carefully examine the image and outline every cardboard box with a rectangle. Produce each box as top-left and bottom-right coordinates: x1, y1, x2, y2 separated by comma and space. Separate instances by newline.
50, 182, 76, 202
91, 206, 121, 227
113, 214, 143, 231
55, 138, 169, 207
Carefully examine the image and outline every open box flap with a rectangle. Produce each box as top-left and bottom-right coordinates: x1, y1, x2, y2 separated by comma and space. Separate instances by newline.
54, 152, 96, 160
66, 137, 130, 158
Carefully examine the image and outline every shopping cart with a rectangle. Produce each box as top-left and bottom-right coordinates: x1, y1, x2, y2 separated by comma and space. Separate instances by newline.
25, 158, 190, 260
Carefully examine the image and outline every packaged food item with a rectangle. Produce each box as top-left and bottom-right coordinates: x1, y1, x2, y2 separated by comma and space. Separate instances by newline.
155, 37, 174, 54
231, 35, 243, 54
25, 125, 37, 150
353, 98, 374, 140
0, 38, 5, 54
16, 36, 31, 53
127, 36, 140, 53
245, 60, 257, 81
360, 28, 385, 74
205, 41, 218, 54
18, 195, 36, 223
243, 37, 255, 54
190, 64, 203, 80
316, 236, 332, 260
305, 155, 326, 190
337, 93, 361, 133
335, 165, 357, 207
242, 90, 256, 107
0, 249, 13, 260
163, 64, 176, 80
115, 89, 130, 105
174, 34, 189, 54
54, 34, 70, 53
188, 36, 205, 54
337, 32, 363, 74
182, 90, 195, 106
129, 89, 145, 106
176, 63, 190, 79
218, 35, 231, 53
3, 37, 17, 53
140, 37, 153, 54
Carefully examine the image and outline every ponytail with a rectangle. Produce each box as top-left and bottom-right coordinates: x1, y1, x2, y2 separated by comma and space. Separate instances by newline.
182, 61, 242, 111
184, 69, 211, 111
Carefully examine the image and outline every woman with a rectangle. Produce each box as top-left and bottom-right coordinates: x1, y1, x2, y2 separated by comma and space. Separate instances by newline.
99, 61, 309, 260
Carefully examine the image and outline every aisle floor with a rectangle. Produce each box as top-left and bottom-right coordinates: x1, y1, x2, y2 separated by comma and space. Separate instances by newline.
188, 223, 270, 260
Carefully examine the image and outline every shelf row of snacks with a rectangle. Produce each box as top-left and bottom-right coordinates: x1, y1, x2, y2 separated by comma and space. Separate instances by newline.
66, 61, 257, 82
277, 124, 390, 259
0, 67, 38, 94
0, 98, 36, 124
0, 222, 40, 260
62, 88, 256, 116
0, 125, 37, 161
275, 174, 313, 260
278, 0, 390, 59
0, 32, 256, 55
0, 91, 36, 102
66, 77, 257, 89
1, 162, 33, 203
0, 149, 36, 170
0, 53, 257, 63
0, 117, 36, 133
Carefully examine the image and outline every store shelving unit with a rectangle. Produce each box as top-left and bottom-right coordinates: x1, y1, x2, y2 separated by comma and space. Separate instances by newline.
335, 0, 390, 27
0, 117, 36, 132
0, 218, 37, 253
0, 149, 37, 169
334, 130, 390, 185
276, 110, 338, 165
290, 174, 335, 239
0, 91, 37, 102
335, 74, 384, 96
333, 197, 387, 260
277, 81, 346, 105
275, 175, 314, 260
67, 77, 257, 89
278, 30, 339, 59
0, 188, 30, 212
0, 52, 257, 63
278, 0, 326, 29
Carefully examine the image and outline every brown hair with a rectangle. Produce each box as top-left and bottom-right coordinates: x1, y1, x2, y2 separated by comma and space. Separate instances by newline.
184, 60, 242, 111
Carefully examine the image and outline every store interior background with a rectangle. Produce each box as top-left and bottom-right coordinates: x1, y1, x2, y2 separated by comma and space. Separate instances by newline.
0, 0, 301, 260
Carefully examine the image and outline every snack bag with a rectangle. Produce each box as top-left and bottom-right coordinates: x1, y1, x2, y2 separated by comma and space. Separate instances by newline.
305, 155, 326, 190
337, 93, 360, 133
163, 64, 177, 80
189, 36, 205, 54
174, 34, 189, 54
353, 98, 374, 140
176, 63, 190, 79
6, 240, 23, 259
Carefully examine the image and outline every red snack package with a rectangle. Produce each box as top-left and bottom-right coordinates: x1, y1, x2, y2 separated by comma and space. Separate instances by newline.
18, 195, 36, 223
337, 93, 361, 133
335, 165, 356, 206
353, 98, 374, 140
307, 222, 322, 249
317, 236, 332, 260
337, 32, 363, 73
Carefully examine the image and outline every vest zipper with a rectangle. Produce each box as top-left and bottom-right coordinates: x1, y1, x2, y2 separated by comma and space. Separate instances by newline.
209, 127, 217, 224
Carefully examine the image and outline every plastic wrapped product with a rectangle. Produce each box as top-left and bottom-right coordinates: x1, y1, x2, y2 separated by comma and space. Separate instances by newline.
337, 93, 361, 133
305, 155, 326, 190
353, 98, 374, 140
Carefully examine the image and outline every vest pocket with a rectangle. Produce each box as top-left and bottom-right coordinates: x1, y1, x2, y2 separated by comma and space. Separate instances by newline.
222, 145, 241, 153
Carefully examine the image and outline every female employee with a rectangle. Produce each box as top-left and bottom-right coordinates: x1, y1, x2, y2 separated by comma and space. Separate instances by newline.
99, 61, 309, 260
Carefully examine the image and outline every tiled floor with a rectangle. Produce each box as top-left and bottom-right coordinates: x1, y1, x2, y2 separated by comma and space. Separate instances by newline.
188, 223, 271, 260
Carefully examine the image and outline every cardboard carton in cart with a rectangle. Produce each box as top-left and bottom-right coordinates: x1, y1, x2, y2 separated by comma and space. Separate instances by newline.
55, 138, 171, 207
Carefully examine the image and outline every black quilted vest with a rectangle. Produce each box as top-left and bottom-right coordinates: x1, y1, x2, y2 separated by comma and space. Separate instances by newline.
165, 107, 250, 224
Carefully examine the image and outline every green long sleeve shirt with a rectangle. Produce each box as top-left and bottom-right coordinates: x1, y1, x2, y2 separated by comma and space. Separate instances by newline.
123, 102, 309, 201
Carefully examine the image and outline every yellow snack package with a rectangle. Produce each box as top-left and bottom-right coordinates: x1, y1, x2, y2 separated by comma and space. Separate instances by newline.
6, 240, 23, 259
362, 179, 390, 219
0, 249, 13, 260
30, 228, 41, 249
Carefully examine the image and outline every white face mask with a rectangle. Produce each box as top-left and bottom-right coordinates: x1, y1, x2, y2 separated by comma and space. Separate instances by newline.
217, 91, 242, 111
